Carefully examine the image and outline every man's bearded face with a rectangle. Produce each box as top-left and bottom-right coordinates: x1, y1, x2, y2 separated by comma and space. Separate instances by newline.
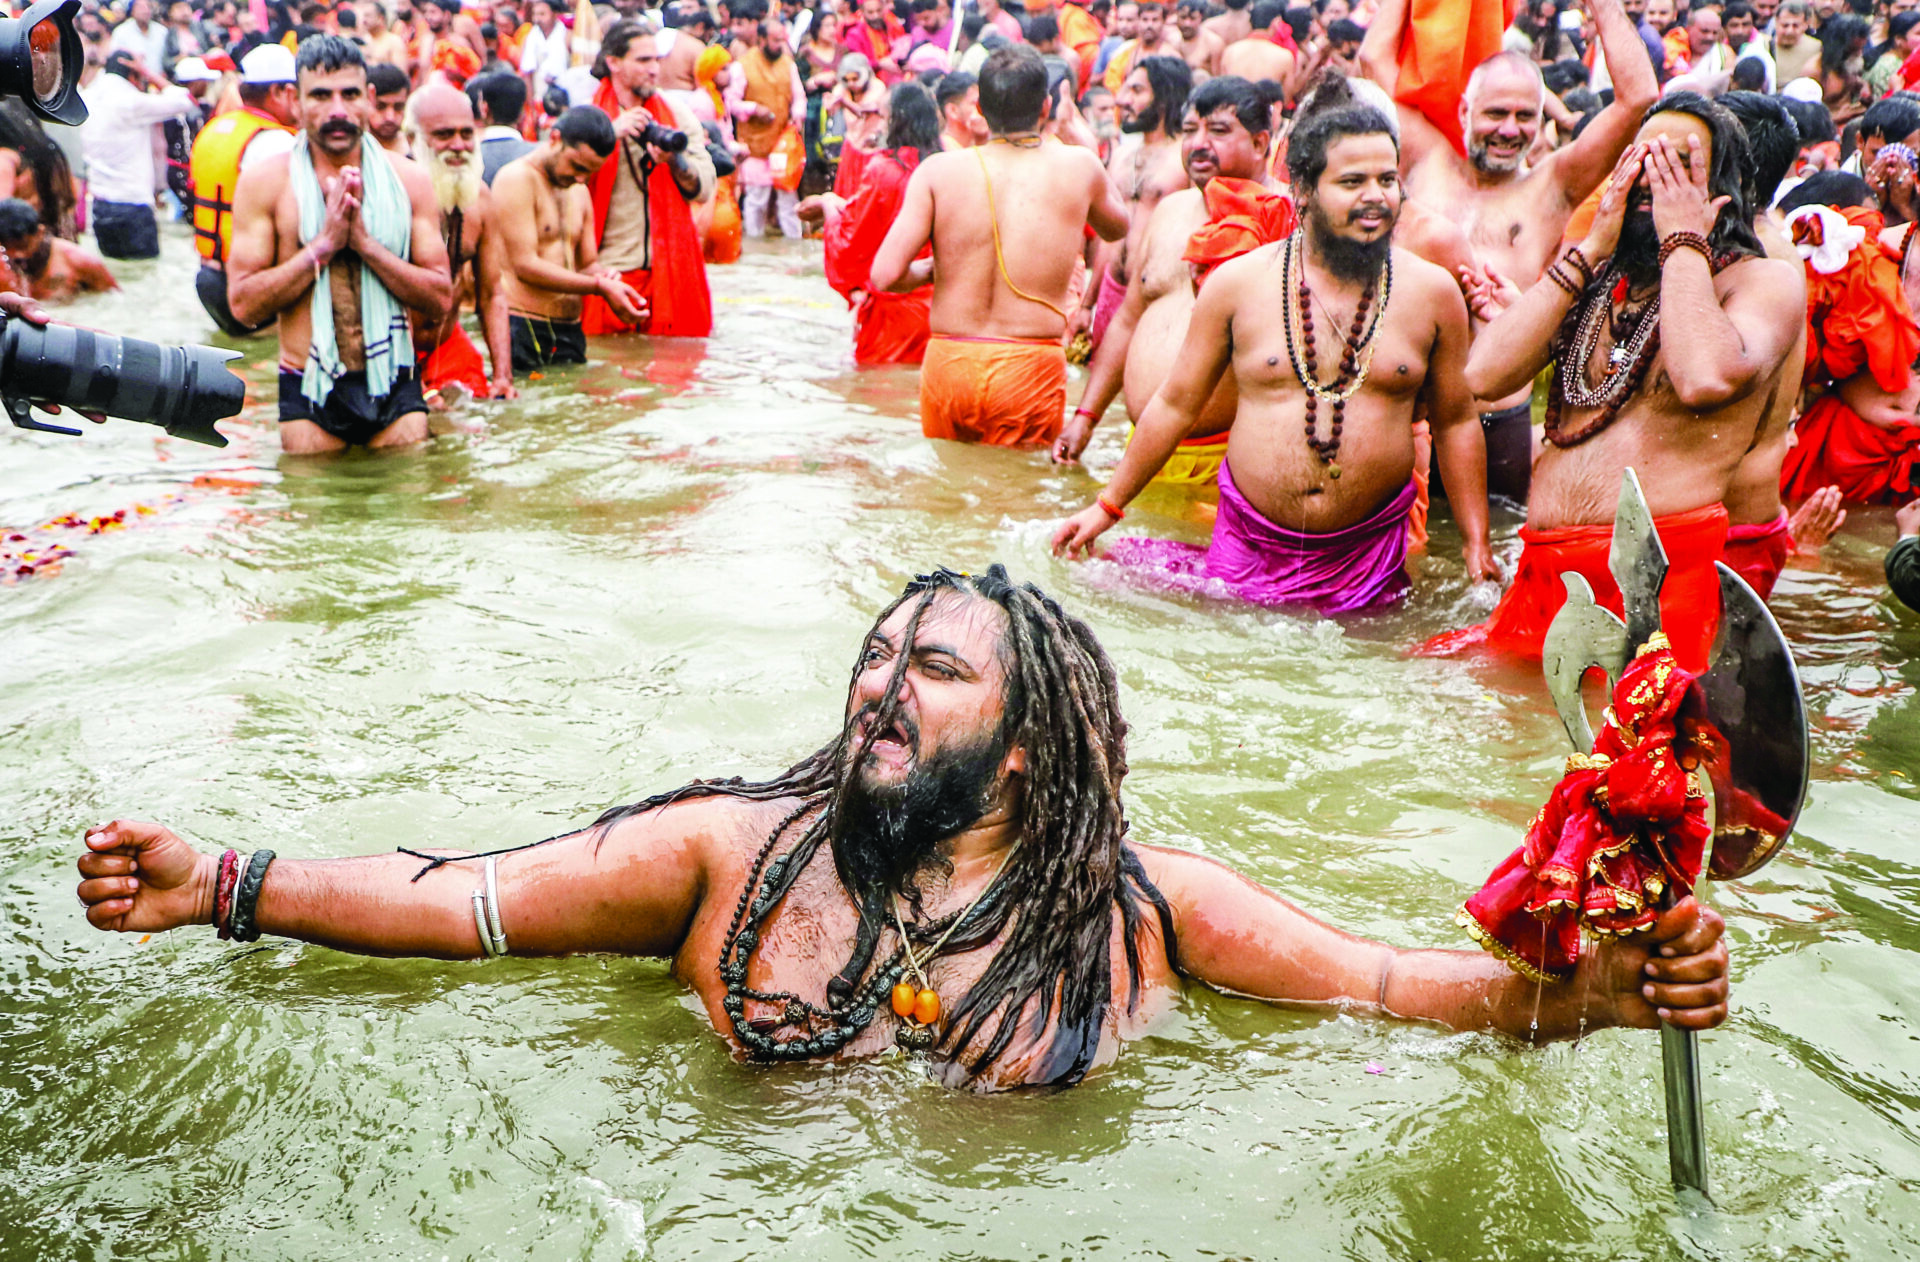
835, 597, 1018, 899
417, 118, 483, 211
368, 89, 408, 144
1139, 4, 1166, 41
1304, 134, 1401, 283
1462, 71, 1542, 175
1117, 67, 1159, 133
1618, 115, 1717, 285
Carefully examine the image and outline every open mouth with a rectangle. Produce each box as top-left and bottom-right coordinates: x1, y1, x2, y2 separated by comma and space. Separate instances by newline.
856, 709, 917, 761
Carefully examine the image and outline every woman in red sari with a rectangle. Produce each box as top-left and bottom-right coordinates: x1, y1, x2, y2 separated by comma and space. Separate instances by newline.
822, 81, 941, 365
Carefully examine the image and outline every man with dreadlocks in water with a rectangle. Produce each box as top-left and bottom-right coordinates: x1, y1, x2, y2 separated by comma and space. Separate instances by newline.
76, 567, 1729, 1089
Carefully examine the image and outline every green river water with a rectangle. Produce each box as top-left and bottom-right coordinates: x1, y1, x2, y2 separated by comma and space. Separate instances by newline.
3, 233, 1918, 1261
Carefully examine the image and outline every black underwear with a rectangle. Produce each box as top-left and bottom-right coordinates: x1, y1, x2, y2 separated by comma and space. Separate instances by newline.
278, 367, 427, 447
509, 314, 588, 372
1432, 400, 1534, 507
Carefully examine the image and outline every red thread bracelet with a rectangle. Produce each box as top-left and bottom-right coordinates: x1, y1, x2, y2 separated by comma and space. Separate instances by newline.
214, 848, 240, 939
1096, 495, 1126, 521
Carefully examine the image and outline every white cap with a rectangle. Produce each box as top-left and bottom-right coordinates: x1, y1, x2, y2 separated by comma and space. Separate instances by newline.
240, 43, 297, 85
1781, 76, 1824, 103
172, 56, 220, 82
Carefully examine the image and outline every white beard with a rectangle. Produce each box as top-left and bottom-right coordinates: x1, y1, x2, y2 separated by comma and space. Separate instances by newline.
424, 148, 483, 213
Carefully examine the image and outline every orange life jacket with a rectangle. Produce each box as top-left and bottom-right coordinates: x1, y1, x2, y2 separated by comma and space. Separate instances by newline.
189, 107, 292, 265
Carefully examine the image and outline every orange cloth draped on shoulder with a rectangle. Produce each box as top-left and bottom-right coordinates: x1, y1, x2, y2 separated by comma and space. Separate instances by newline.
420, 323, 488, 396
1058, 3, 1106, 94
1181, 177, 1296, 291
1393, 0, 1515, 155
1780, 392, 1920, 504
583, 80, 713, 338
431, 39, 483, 87
705, 173, 743, 264
1420, 502, 1729, 672
1799, 205, 1919, 394
825, 147, 933, 365
920, 335, 1067, 447
1722, 510, 1793, 600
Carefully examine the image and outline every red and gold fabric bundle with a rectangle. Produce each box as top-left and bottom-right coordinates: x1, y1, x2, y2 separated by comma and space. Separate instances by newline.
1182, 178, 1296, 292
1459, 636, 1712, 982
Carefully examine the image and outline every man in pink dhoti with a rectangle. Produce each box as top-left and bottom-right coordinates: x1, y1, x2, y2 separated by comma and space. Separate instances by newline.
1053, 96, 1500, 610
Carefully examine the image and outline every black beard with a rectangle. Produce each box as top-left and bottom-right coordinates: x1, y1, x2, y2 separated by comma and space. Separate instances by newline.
1119, 105, 1160, 134
1305, 199, 1393, 283
1615, 205, 1661, 288
831, 715, 1008, 906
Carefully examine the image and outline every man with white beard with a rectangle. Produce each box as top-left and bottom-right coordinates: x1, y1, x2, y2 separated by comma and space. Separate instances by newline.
406, 83, 516, 401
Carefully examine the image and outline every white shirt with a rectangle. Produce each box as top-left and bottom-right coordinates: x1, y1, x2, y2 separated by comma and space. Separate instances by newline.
78, 73, 195, 204
239, 126, 297, 172
518, 22, 571, 97
1731, 37, 1777, 91
108, 18, 171, 74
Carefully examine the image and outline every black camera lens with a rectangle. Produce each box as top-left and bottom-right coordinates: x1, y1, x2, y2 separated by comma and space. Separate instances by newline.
0, 0, 86, 125
641, 120, 688, 153
2, 316, 244, 447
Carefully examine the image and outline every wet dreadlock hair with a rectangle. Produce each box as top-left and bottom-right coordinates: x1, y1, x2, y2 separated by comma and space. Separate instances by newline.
0, 101, 76, 240
588, 565, 1177, 1087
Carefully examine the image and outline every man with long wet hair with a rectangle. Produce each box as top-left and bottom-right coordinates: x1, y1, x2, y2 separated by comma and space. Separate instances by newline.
0, 102, 79, 240
1443, 93, 1804, 672
78, 565, 1729, 1090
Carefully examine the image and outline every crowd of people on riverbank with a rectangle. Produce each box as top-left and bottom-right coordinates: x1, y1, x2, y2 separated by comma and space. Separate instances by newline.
3, 0, 1920, 615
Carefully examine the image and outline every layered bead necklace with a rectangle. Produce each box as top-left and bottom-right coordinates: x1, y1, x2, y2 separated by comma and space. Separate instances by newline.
1543, 260, 1663, 448
1280, 231, 1391, 482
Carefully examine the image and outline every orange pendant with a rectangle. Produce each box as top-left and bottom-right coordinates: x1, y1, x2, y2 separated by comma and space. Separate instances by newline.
891, 981, 917, 1017
912, 988, 941, 1025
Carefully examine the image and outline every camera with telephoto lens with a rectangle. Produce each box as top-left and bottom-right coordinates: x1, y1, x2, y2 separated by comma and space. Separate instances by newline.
1, 309, 246, 448
640, 120, 689, 154
0, 0, 246, 448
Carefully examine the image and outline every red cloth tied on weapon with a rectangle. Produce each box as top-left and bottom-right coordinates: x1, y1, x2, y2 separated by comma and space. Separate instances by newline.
1459, 638, 1712, 982
420, 323, 488, 397
825, 147, 932, 365
1419, 502, 1728, 673
584, 80, 713, 338
1780, 392, 1920, 504
1181, 178, 1296, 291
1393, 0, 1516, 156
1795, 205, 1918, 394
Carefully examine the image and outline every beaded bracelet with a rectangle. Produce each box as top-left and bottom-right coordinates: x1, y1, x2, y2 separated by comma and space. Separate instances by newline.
1563, 245, 1594, 285
1096, 494, 1126, 521
227, 849, 276, 944
1658, 231, 1713, 268
213, 848, 240, 940
1545, 261, 1582, 297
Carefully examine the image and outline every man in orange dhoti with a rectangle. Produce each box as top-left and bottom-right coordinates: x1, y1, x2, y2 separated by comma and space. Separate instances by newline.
1779, 190, 1920, 507
871, 47, 1128, 448
583, 21, 717, 339
1436, 95, 1804, 673
822, 83, 942, 365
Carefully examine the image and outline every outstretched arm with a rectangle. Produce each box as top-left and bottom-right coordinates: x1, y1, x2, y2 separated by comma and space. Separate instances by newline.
76, 802, 719, 960
1546, 0, 1659, 204
1355, 0, 1448, 171
1139, 845, 1730, 1038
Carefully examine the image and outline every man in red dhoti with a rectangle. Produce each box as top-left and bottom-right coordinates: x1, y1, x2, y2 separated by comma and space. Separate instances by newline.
1436, 95, 1805, 673
583, 21, 717, 339
820, 83, 940, 366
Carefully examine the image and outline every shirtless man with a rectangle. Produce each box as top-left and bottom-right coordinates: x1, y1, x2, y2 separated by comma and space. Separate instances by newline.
871, 45, 1128, 448
658, 14, 709, 94
491, 107, 645, 372
1102, 1, 1183, 92
1217, 0, 1295, 89
1360, 0, 1658, 505
1053, 77, 1276, 470
1202, 0, 1255, 47
1452, 95, 1803, 672
1174, 0, 1225, 81
404, 83, 516, 401
366, 61, 412, 154
0, 199, 116, 302
1074, 55, 1188, 350
1054, 100, 1499, 610
76, 566, 1731, 1092
415, 0, 488, 80
226, 36, 453, 455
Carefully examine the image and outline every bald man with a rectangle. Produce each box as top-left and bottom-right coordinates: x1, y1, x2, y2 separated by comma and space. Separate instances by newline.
1359, 0, 1658, 504
406, 83, 516, 400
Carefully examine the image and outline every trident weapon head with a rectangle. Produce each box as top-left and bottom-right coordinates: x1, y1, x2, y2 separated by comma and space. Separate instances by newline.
1539, 469, 1810, 878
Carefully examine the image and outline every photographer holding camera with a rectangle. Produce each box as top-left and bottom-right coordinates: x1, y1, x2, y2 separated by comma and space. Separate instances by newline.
583, 20, 714, 339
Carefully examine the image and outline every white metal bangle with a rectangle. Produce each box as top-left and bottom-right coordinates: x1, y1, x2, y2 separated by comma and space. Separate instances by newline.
471, 854, 508, 958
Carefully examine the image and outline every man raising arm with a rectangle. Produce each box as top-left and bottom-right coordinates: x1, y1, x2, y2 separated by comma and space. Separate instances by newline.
79, 566, 1727, 1091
